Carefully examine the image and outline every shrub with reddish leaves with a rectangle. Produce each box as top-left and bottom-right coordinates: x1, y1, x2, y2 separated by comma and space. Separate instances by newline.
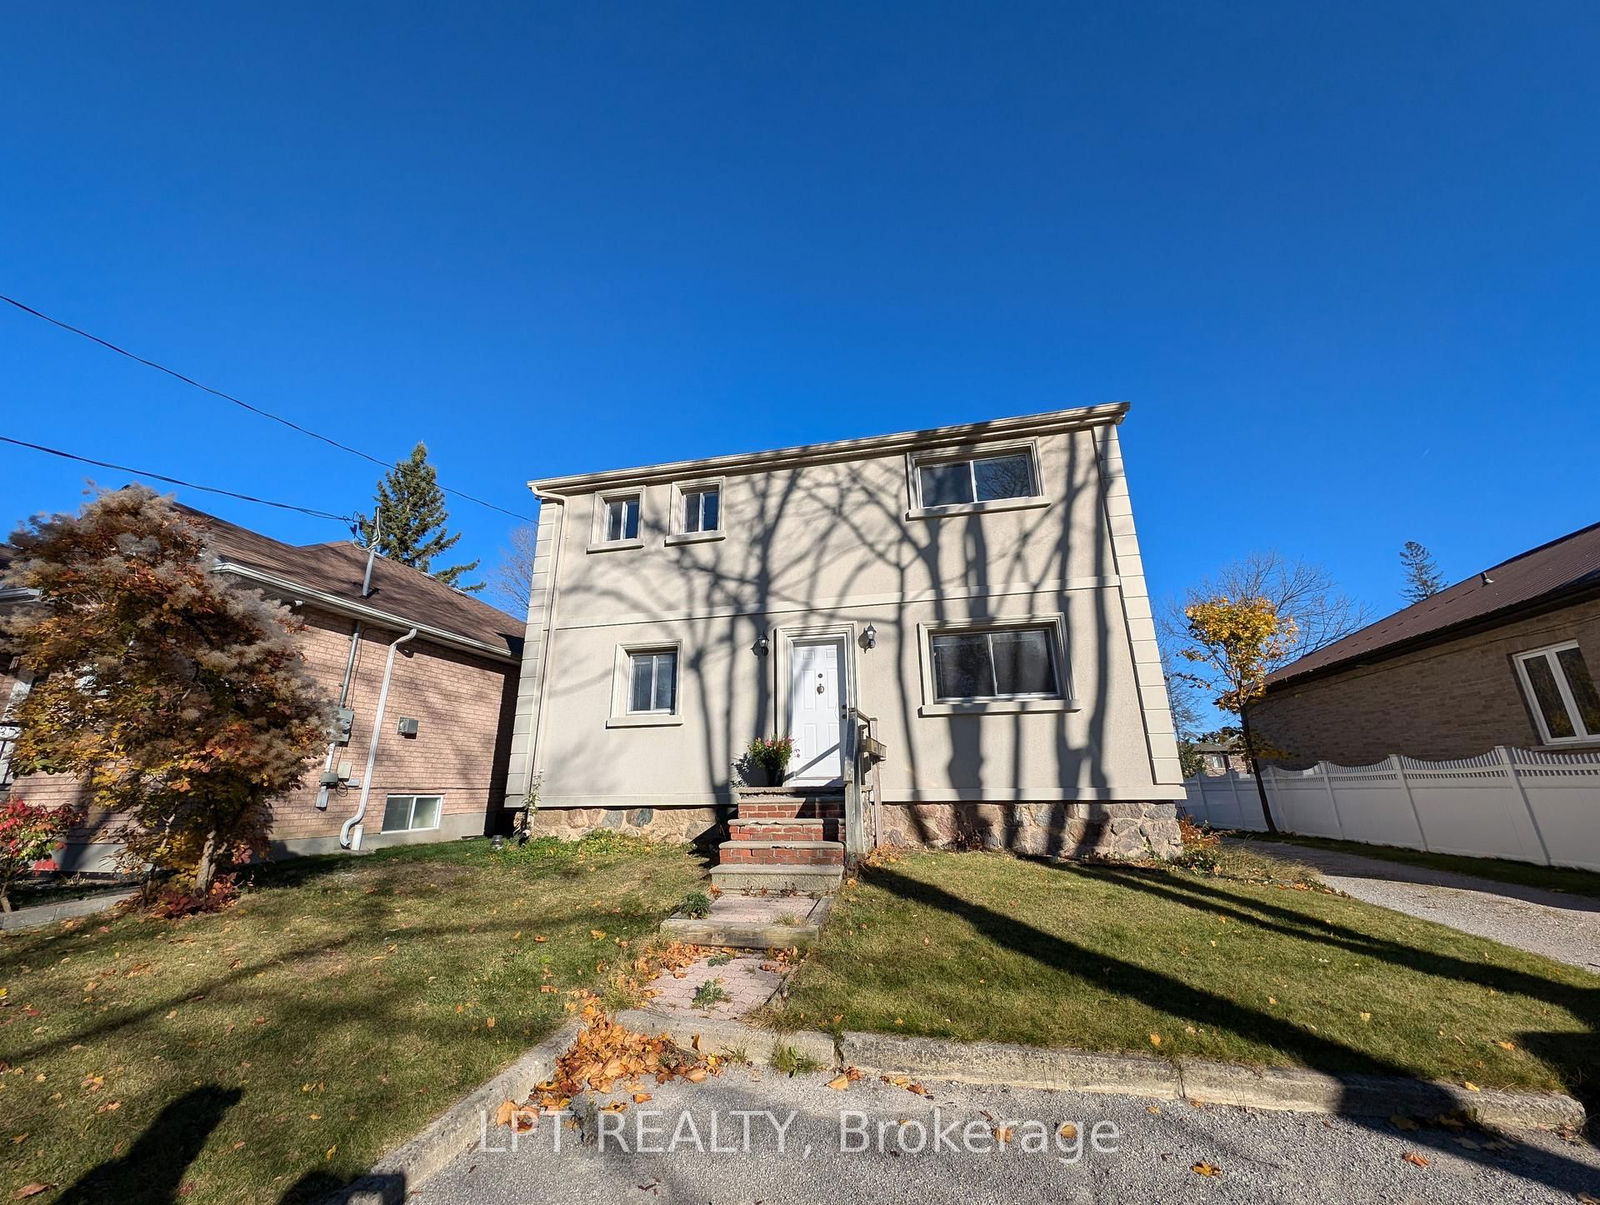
0, 797, 81, 912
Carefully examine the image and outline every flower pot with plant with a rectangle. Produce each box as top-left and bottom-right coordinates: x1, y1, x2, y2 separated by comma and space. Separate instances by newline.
745, 736, 796, 786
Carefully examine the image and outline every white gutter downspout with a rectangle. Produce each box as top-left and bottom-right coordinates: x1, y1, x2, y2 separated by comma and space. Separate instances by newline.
526, 490, 569, 804
340, 627, 418, 850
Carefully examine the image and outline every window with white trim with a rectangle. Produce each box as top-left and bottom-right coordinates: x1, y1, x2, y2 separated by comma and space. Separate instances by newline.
929, 625, 1061, 701
602, 495, 641, 542
915, 449, 1038, 508
680, 485, 720, 534
381, 794, 442, 833
1514, 643, 1600, 743
628, 649, 679, 714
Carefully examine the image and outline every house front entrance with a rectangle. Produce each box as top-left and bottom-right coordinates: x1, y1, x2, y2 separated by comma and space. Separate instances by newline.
786, 635, 847, 785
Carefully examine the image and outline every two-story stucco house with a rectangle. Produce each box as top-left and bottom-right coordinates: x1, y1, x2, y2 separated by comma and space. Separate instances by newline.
504, 403, 1184, 873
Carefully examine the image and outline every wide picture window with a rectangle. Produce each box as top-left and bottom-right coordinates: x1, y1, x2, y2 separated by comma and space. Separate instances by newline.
930, 626, 1059, 701
918, 451, 1036, 508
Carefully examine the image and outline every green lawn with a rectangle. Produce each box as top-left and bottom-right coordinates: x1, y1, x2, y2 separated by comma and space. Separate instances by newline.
1241, 832, 1600, 901
777, 851, 1599, 1101
0, 835, 703, 1204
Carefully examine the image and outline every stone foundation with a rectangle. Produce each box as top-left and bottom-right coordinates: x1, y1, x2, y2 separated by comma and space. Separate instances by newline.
525, 805, 725, 846
877, 801, 1182, 861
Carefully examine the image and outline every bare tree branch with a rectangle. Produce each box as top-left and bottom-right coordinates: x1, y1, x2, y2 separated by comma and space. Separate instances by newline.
487, 523, 537, 618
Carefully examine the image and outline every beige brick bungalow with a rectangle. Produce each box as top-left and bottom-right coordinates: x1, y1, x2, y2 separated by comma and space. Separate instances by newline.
1, 504, 522, 871
504, 403, 1186, 871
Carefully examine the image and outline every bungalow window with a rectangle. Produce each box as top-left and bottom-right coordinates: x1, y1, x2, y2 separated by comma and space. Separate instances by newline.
628, 649, 678, 714
917, 450, 1037, 508
381, 794, 442, 833
930, 625, 1060, 702
603, 495, 641, 542
681, 486, 720, 534
1515, 643, 1600, 743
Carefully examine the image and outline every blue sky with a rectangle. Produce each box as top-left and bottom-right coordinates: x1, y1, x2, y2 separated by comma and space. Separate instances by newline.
4, 1, 1597, 628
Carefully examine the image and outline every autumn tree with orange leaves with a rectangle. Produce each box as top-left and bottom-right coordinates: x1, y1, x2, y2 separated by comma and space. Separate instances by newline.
1, 487, 330, 900
1177, 595, 1297, 833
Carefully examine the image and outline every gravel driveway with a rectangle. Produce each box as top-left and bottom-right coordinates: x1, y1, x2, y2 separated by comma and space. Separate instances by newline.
1234, 840, 1600, 973
418, 1063, 1600, 1204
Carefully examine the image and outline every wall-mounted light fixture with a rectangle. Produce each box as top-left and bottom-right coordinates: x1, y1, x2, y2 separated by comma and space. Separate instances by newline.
862, 623, 877, 650
754, 633, 770, 656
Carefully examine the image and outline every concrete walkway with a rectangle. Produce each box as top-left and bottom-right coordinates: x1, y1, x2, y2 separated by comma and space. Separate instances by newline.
644, 953, 787, 1019
1234, 840, 1600, 973
0, 888, 136, 932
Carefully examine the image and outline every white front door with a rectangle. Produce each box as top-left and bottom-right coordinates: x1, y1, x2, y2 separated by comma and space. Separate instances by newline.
787, 638, 845, 785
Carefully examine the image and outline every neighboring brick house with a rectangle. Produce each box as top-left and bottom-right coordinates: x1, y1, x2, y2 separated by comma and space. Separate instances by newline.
1, 506, 522, 871
1248, 522, 1600, 768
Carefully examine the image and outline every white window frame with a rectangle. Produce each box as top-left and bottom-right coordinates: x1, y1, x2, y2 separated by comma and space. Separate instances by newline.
915, 614, 1078, 716
607, 640, 685, 728
589, 489, 645, 553
665, 477, 727, 546
1513, 641, 1600, 745
904, 439, 1049, 520
380, 793, 443, 834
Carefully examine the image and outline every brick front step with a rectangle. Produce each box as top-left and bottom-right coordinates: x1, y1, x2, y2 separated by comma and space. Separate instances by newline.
728, 817, 843, 843
717, 839, 845, 867
736, 799, 845, 821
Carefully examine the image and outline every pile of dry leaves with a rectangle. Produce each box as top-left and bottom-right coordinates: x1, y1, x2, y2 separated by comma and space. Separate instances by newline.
495, 998, 722, 1132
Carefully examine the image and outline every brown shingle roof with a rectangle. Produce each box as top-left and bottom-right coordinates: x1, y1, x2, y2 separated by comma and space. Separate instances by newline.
1267, 521, 1600, 688
175, 505, 523, 658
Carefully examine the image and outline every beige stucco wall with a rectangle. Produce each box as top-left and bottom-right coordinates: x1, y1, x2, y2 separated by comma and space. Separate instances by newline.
1248, 596, 1600, 768
508, 414, 1183, 813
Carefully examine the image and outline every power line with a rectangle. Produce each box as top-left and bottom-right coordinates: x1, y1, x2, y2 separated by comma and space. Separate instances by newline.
0, 434, 355, 523
1, 293, 534, 522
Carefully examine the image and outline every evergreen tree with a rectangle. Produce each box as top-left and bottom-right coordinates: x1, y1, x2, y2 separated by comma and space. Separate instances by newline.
357, 442, 483, 591
1399, 540, 1445, 603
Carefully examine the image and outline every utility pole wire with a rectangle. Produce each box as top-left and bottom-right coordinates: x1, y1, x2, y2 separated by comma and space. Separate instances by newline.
1, 293, 533, 522
0, 434, 355, 523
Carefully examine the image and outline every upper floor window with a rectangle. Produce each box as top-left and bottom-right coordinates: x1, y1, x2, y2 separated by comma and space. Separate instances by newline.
1514, 642, 1600, 744
915, 449, 1038, 509
602, 494, 641, 543
930, 624, 1060, 702
681, 486, 720, 534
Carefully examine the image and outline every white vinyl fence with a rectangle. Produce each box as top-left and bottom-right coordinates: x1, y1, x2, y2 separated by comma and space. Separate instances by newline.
1181, 746, 1600, 872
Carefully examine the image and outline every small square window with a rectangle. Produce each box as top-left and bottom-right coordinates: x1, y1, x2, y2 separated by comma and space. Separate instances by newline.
628, 650, 678, 714
916, 450, 1037, 508
381, 794, 443, 833
681, 486, 720, 534
929, 625, 1060, 701
603, 496, 641, 542
1515, 643, 1600, 743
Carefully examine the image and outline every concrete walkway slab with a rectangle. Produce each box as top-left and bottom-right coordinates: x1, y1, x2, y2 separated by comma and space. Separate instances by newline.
644, 953, 787, 1019
1233, 839, 1600, 973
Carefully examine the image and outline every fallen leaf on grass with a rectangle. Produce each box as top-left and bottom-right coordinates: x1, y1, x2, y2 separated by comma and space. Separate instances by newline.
1148, 1033, 1162, 1047
1191, 1163, 1221, 1176
1495, 1040, 1516, 1051
534, 936, 548, 943
1402, 1152, 1430, 1168
325, 1146, 337, 1161
12, 1184, 53, 1200
485, 1018, 496, 1029
1462, 1082, 1481, 1092
1359, 1012, 1372, 1022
